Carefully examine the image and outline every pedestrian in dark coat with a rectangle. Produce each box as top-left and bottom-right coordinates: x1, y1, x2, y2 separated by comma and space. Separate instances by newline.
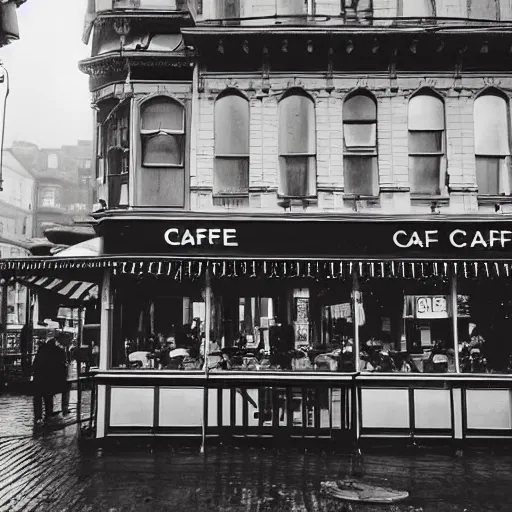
32, 336, 67, 425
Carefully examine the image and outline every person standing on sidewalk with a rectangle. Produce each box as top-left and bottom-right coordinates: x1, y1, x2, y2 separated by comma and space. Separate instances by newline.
32, 332, 67, 426
57, 333, 72, 415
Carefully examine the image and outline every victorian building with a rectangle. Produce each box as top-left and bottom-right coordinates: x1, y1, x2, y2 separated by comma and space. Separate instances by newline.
3, 0, 512, 442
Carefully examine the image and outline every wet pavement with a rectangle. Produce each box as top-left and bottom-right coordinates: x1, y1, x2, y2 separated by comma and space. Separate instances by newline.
1, 393, 512, 511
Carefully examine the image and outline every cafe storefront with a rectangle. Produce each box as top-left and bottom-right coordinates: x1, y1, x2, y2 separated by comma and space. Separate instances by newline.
3, 211, 512, 443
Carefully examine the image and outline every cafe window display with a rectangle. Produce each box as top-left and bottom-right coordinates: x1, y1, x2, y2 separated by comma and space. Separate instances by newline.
357, 278, 456, 373
456, 280, 512, 373
109, 275, 357, 373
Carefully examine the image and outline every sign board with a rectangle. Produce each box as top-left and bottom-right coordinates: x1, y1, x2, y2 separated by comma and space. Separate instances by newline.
100, 217, 512, 260
415, 295, 449, 319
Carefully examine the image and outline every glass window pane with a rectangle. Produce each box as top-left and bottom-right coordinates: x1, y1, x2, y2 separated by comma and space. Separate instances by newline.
141, 98, 183, 131
214, 158, 249, 195
474, 95, 509, 156
142, 133, 183, 166
409, 131, 443, 154
344, 94, 377, 122
457, 281, 512, 374
409, 155, 441, 194
215, 93, 250, 155
278, 93, 316, 155
344, 156, 378, 196
277, 0, 306, 15
279, 155, 313, 196
216, 0, 240, 17
408, 94, 444, 131
468, 0, 498, 20
344, 123, 376, 149
476, 156, 500, 195
402, 0, 434, 17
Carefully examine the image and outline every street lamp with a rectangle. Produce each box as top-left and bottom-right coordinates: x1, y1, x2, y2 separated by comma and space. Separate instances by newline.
0, 62, 9, 191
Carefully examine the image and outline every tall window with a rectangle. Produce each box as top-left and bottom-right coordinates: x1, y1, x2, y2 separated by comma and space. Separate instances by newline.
408, 91, 445, 195
474, 91, 511, 195
343, 92, 378, 196
278, 89, 316, 197
140, 97, 185, 167
468, 0, 499, 20
105, 101, 130, 207
214, 90, 249, 196
47, 153, 58, 169
39, 187, 60, 208
400, 0, 434, 17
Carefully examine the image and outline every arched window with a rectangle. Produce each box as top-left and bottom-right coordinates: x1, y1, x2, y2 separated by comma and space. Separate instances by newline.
214, 91, 250, 196
278, 89, 316, 197
400, 0, 434, 17
474, 91, 511, 195
408, 91, 445, 195
343, 91, 378, 196
138, 96, 186, 207
140, 97, 185, 167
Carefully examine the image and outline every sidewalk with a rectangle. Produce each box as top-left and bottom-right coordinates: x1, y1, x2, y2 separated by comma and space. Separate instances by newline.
0, 392, 511, 511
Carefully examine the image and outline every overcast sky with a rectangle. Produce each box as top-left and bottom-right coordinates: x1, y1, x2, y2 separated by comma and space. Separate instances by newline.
1, 0, 92, 149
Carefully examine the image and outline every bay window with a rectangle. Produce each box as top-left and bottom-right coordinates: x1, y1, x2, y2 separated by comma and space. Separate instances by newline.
343, 91, 379, 196
278, 89, 317, 198
214, 90, 250, 197
141, 97, 184, 167
138, 96, 186, 207
408, 91, 445, 195
474, 91, 511, 196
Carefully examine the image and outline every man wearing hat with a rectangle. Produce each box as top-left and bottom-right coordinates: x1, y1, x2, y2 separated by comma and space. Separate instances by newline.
32, 330, 67, 425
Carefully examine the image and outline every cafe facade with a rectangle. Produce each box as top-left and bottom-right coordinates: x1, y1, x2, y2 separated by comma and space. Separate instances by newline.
3, 211, 511, 444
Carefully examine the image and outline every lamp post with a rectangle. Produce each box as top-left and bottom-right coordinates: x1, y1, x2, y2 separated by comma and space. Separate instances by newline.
0, 62, 9, 191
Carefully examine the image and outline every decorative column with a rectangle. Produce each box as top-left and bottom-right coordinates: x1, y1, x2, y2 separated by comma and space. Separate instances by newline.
352, 272, 361, 372
99, 270, 112, 372
450, 266, 460, 373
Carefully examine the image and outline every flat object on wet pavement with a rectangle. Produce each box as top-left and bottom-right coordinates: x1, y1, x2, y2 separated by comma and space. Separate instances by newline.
321, 479, 409, 503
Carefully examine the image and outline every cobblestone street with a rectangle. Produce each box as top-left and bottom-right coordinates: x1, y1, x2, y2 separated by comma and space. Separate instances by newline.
1, 393, 512, 512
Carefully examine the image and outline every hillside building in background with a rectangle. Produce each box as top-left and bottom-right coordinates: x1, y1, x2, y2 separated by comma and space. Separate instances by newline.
11, 140, 94, 237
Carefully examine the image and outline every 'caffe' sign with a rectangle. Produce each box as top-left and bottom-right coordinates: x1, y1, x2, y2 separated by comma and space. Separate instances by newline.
393, 229, 512, 249
100, 217, 512, 258
164, 227, 238, 247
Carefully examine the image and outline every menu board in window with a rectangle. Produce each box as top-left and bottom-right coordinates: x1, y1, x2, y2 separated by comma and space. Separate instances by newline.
294, 298, 309, 324
415, 295, 449, 319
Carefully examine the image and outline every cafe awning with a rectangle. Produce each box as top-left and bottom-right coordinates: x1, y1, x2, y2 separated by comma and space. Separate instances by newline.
7, 238, 103, 304
2, 213, 512, 281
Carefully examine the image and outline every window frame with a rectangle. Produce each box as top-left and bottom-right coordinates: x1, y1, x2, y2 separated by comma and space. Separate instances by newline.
105, 101, 131, 177
278, 88, 317, 198
474, 90, 511, 196
398, 0, 436, 18
140, 96, 186, 169
467, 0, 500, 21
407, 90, 446, 196
343, 90, 379, 197
213, 89, 250, 197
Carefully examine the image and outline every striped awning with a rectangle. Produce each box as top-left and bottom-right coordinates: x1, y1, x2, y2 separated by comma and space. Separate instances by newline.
19, 275, 98, 303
